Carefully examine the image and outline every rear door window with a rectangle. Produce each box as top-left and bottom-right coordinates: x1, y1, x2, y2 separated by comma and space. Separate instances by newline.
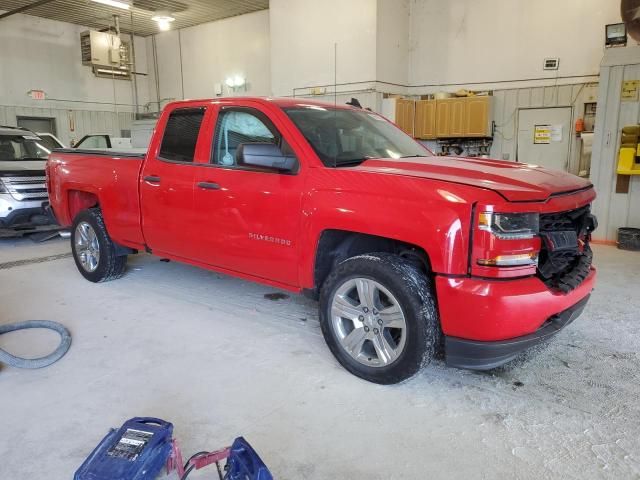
159, 108, 206, 163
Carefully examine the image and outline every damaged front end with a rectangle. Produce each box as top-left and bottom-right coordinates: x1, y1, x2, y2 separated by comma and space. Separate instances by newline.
537, 206, 598, 293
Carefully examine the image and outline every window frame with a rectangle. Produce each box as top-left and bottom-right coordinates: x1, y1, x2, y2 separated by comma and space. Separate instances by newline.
209, 106, 298, 175
157, 106, 207, 164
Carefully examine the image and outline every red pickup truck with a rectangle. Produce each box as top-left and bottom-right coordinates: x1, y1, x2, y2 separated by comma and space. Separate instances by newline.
47, 97, 597, 384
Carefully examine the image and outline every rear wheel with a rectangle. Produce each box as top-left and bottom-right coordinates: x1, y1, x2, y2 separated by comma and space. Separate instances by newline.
71, 208, 127, 282
319, 253, 439, 384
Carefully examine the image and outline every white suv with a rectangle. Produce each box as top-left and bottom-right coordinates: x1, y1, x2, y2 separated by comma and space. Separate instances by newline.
0, 126, 60, 231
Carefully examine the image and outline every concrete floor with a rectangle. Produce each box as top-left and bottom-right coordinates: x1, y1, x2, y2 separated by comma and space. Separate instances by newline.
1, 237, 639, 479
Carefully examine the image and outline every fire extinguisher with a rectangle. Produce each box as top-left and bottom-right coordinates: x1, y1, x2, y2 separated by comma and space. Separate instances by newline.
575, 117, 585, 134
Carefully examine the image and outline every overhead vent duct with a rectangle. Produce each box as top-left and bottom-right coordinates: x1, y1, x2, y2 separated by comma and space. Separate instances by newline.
80, 30, 131, 80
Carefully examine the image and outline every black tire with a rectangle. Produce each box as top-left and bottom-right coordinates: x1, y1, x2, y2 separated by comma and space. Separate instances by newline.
319, 253, 439, 384
71, 208, 127, 283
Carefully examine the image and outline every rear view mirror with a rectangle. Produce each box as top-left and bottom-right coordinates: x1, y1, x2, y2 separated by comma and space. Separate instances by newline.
237, 143, 298, 173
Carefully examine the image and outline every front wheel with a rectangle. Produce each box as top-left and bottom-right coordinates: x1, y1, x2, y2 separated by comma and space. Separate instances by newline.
71, 208, 127, 283
319, 253, 439, 384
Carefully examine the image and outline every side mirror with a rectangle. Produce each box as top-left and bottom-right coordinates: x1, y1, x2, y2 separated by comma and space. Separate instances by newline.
237, 143, 298, 173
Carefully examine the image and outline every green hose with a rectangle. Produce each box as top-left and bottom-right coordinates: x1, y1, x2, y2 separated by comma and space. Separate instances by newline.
0, 321, 72, 369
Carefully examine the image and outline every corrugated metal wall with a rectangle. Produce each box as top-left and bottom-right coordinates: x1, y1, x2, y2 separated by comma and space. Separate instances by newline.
490, 83, 597, 174
590, 47, 640, 242
0, 105, 133, 148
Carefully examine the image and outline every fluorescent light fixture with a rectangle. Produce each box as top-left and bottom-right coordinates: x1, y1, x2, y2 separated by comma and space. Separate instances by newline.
91, 0, 131, 10
152, 11, 175, 31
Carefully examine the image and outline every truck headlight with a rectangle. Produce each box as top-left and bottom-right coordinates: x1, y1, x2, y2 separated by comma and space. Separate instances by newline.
478, 212, 539, 240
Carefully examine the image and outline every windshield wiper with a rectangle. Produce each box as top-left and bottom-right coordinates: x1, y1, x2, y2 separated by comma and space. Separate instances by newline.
399, 154, 428, 158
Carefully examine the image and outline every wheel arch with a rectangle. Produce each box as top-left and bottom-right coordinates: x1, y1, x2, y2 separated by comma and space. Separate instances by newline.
307, 229, 432, 300
67, 190, 99, 222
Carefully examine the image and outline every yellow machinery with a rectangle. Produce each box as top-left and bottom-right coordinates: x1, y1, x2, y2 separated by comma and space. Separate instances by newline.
617, 125, 640, 175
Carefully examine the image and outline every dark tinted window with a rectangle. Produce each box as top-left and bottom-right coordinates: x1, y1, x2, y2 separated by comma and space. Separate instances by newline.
0, 135, 50, 160
159, 108, 205, 162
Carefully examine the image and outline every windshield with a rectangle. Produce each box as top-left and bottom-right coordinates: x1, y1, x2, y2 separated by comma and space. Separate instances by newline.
37, 134, 63, 150
283, 106, 430, 167
0, 135, 51, 161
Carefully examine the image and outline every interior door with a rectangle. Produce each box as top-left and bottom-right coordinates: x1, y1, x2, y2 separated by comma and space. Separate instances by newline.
140, 106, 209, 258
17, 116, 56, 135
191, 105, 303, 287
517, 107, 572, 171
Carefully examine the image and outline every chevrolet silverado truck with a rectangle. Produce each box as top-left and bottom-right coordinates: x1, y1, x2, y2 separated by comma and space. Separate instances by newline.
0, 126, 59, 232
46, 98, 597, 384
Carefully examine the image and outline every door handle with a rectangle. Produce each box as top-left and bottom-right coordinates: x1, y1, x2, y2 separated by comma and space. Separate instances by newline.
144, 175, 161, 184
197, 181, 221, 190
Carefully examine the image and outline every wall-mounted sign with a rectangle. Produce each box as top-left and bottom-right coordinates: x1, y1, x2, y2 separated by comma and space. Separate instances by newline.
28, 89, 46, 100
534, 124, 563, 144
534, 125, 551, 144
550, 124, 563, 142
621, 80, 640, 101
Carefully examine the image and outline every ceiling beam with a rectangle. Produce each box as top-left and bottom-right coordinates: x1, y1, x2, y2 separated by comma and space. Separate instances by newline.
0, 0, 59, 21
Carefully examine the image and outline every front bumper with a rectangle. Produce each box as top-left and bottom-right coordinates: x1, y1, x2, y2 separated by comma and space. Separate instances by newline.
435, 267, 596, 340
0, 195, 57, 229
435, 267, 595, 370
445, 294, 590, 369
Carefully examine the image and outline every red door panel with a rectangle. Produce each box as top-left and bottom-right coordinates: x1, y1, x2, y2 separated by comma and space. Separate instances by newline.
140, 106, 212, 258
191, 104, 304, 287
193, 168, 303, 286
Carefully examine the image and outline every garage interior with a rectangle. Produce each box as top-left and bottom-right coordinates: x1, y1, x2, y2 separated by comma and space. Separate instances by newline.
1, 1, 640, 479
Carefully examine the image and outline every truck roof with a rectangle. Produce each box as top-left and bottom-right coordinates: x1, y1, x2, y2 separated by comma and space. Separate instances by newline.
165, 96, 359, 110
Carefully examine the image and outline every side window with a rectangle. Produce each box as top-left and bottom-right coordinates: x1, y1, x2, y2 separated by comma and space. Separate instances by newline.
159, 108, 205, 162
77, 135, 108, 149
212, 109, 279, 166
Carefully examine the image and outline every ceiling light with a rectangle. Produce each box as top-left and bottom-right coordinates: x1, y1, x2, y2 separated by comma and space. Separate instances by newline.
225, 76, 246, 88
152, 11, 175, 31
91, 0, 131, 10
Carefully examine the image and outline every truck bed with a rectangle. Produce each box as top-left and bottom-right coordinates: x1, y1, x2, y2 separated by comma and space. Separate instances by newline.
47, 149, 146, 249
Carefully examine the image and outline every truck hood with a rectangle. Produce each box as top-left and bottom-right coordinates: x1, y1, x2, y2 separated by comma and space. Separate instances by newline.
0, 160, 47, 173
355, 156, 592, 202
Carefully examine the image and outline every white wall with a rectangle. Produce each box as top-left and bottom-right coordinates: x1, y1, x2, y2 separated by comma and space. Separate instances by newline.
377, 0, 409, 87
149, 10, 270, 106
181, 10, 270, 99
269, 0, 378, 97
0, 12, 149, 112
408, 0, 623, 91
590, 46, 640, 241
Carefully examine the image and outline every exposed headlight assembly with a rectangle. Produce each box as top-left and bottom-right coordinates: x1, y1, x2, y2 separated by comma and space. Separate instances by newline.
478, 212, 539, 240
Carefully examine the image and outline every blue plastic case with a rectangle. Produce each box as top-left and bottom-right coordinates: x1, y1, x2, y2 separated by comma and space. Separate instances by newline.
74, 417, 174, 480
226, 437, 273, 480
